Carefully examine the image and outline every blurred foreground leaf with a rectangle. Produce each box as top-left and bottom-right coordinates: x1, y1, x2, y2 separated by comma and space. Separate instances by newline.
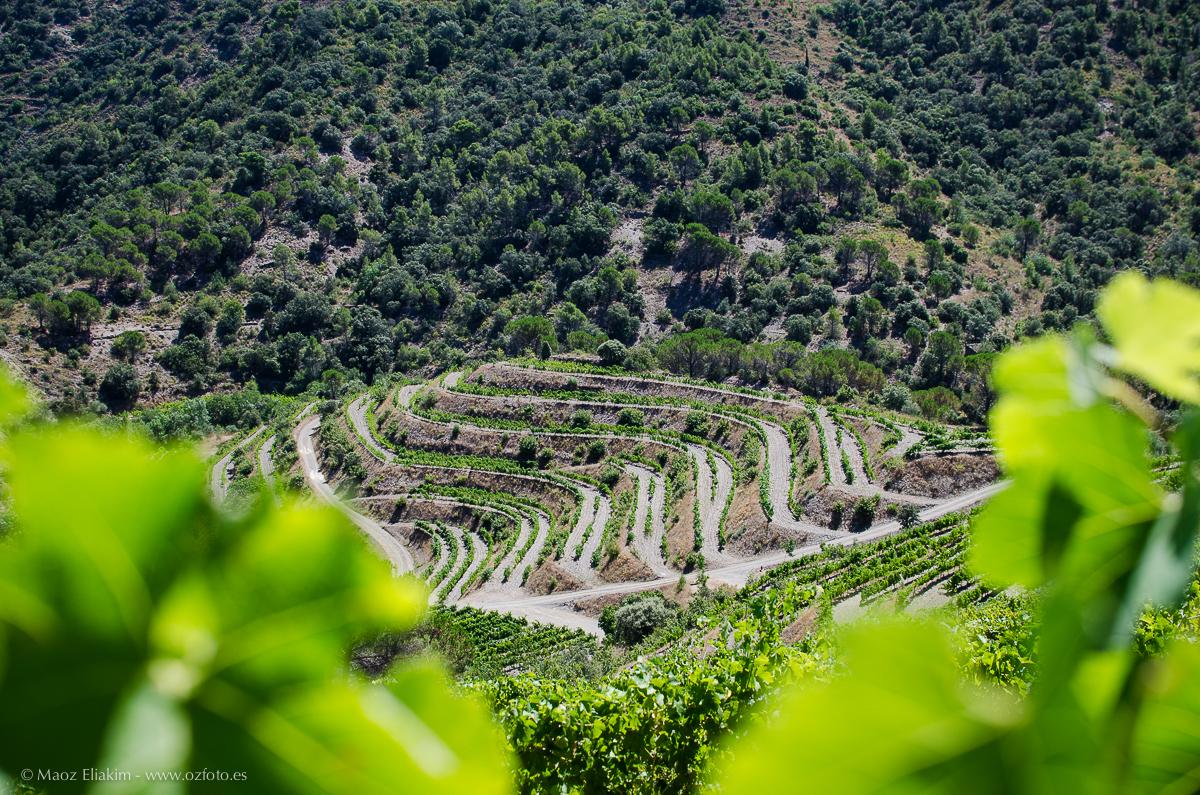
971, 334, 1164, 648
0, 421, 510, 794
1130, 642, 1200, 794
1098, 272, 1200, 404
717, 275, 1200, 795
716, 619, 1024, 795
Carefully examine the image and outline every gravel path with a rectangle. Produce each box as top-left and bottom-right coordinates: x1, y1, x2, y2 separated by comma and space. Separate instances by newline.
446, 530, 487, 604
626, 464, 672, 576
814, 406, 937, 505
436, 377, 753, 545
431, 524, 466, 603
888, 422, 924, 459
479, 480, 1008, 611
422, 522, 450, 581
257, 433, 276, 488
294, 416, 415, 574
210, 425, 265, 502
556, 488, 605, 583
489, 514, 533, 586
835, 414, 870, 485
352, 492, 532, 601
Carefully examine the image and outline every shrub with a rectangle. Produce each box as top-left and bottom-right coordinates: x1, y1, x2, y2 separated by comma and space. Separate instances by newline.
607, 594, 675, 645
617, 407, 645, 427
517, 434, 538, 461
110, 330, 147, 361
586, 439, 607, 462
98, 363, 140, 410
597, 339, 627, 366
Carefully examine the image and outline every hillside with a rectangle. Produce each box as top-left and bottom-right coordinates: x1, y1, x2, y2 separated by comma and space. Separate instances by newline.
1, 0, 1196, 421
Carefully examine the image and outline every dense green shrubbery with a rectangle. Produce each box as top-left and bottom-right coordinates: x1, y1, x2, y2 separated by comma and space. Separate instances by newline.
123, 387, 297, 440
599, 592, 678, 645
4, 0, 1194, 413
484, 584, 819, 794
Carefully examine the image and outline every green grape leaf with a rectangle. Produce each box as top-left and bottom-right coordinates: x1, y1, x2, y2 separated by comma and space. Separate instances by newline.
382, 661, 514, 795
714, 619, 1024, 795
0, 424, 505, 794
969, 473, 1056, 587
2, 426, 207, 640
1098, 271, 1200, 404
989, 335, 1075, 407
1130, 642, 1200, 794
973, 337, 1160, 596
93, 682, 190, 795
189, 668, 512, 795
199, 500, 425, 690
0, 427, 208, 781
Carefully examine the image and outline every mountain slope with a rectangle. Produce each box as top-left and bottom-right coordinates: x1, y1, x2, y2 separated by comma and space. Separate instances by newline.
0, 0, 1195, 418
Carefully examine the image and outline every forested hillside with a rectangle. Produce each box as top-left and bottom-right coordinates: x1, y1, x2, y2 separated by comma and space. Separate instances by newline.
0, 0, 1196, 417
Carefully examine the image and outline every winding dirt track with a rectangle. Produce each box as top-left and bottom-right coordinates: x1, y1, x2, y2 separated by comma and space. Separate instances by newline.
446, 529, 486, 604
438, 373, 806, 546
488, 514, 534, 586
476, 479, 1007, 612
430, 523, 466, 603
422, 522, 450, 581
487, 364, 944, 508
256, 433, 276, 488
556, 487, 609, 583
210, 425, 265, 502
352, 493, 548, 602
626, 464, 672, 576
816, 406, 935, 505
434, 374, 742, 562
348, 391, 607, 581
277, 368, 1005, 635
447, 375, 839, 537
294, 415, 415, 574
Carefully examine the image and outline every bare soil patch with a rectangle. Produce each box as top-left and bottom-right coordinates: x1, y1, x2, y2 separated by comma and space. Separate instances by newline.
885, 454, 1000, 499
524, 561, 586, 596
597, 549, 656, 583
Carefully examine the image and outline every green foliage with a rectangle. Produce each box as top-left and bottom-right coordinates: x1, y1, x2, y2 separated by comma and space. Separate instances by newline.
98, 362, 141, 410
483, 585, 818, 794
127, 389, 295, 441
719, 619, 1019, 793
111, 330, 148, 362
1, 0, 1196, 411
1098, 272, 1200, 403
413, 607, 603, 681
601, 592, 677, 646
505, 316, 556, 358
655, 327, 885, 396
956, 595, 1039, 694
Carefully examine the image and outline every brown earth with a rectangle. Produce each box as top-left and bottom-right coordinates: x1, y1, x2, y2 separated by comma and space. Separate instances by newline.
474, 363, 810, 426
801, 487, 907, 531
597, 549, 656, 583
666, 485, 698, 565
885, 454, 1001, 499
524, 561, 587, 596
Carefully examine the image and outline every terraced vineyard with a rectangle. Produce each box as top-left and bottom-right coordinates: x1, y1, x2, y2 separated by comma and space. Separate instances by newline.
211, 360, 1003, 635
435, 606, 602, 678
